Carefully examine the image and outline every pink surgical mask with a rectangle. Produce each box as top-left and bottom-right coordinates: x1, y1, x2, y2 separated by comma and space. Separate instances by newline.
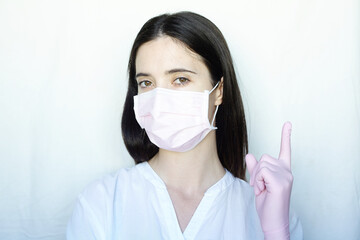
133, 82, 220, 152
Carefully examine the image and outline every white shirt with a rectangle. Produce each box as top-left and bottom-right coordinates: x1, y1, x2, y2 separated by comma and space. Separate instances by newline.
67, 162, 303, 240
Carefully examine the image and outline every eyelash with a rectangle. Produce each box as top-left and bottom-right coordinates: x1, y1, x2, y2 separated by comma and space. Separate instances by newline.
138, 80, 153, 88
173, 77, 190, 86
138, 77, 190, 88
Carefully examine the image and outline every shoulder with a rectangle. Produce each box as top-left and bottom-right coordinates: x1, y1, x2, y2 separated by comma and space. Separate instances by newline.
230, 176, 259, 217
228, 175, 255, 203
67, 163, 146, 239
231, 176, 253, 191
289, 209, 303, 239
79, 163, 145, 203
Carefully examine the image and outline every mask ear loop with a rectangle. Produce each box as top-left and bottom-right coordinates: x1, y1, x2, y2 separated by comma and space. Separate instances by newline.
210, 105, 219, 128
209, 81, 220, 129
209, 81, 220, 94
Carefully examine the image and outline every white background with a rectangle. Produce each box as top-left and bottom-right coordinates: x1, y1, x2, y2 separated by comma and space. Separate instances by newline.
0, 0, 359, 239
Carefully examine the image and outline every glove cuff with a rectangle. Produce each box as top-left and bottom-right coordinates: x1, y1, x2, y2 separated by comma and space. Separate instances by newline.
263, 223, 290, 240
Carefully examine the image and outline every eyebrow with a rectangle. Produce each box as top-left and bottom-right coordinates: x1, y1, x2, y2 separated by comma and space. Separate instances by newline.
135, 68, 197, 78
135, 73, 150, 78
166, 68, 197, 75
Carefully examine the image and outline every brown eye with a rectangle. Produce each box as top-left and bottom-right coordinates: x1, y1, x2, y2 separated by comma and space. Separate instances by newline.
138, 80, 153, 88
174, 77, 189, 85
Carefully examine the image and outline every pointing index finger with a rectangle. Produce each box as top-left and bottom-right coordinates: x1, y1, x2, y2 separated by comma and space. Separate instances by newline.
279, 121, 292, 170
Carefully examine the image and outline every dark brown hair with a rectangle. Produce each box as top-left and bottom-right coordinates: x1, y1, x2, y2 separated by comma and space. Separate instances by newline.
121, 11, 248, 179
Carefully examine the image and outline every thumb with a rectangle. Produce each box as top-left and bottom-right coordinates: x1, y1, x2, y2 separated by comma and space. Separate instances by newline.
245, 154, 257, 184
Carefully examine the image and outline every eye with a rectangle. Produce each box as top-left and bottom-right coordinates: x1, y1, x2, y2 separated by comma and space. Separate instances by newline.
173, 77, 189, 86
138, 80, 153, 88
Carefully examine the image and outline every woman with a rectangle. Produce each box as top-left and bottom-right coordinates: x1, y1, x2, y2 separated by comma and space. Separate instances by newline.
67, 11, 302, 239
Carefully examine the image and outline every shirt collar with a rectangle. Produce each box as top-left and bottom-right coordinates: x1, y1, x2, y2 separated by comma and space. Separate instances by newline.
136, 161, 235, 196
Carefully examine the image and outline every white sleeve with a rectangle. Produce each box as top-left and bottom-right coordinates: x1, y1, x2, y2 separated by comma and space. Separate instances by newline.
289, 210, 304, 240
66, 194, 106, 240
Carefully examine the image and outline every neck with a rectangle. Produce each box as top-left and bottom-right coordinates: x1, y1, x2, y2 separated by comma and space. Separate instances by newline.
148, 131, 226, 195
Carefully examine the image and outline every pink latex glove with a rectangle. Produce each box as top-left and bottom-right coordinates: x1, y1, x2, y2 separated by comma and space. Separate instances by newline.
245, 122, 293, 240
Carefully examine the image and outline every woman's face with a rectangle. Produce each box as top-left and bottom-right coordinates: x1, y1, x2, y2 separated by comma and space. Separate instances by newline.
135, 36, 214, 94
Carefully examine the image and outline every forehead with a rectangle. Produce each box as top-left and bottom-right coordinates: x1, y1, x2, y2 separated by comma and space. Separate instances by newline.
135, 36, 208, 74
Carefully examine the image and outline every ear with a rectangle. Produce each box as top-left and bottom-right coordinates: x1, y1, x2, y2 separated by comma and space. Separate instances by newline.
214, 77, 224, 106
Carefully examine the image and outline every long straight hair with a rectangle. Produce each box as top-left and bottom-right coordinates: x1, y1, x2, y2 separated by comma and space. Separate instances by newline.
121, 12, 248, 179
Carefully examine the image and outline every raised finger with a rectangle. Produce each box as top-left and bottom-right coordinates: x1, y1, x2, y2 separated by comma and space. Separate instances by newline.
279, 121, 292, 170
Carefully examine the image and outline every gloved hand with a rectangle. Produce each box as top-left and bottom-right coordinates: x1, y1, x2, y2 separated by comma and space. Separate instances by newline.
245, 122, 293, 240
